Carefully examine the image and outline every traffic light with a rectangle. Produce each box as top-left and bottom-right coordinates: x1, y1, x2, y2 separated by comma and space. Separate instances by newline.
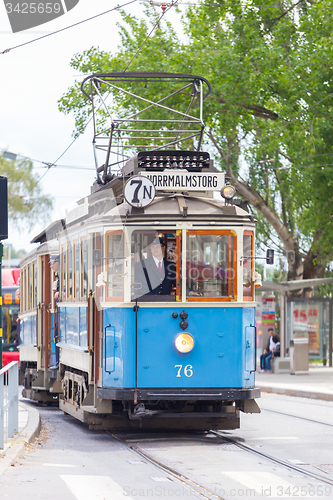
266, 249, 274, 265
0, 176, 8, 241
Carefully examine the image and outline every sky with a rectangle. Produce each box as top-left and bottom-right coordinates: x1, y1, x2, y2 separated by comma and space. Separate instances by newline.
0, 0, 184, 254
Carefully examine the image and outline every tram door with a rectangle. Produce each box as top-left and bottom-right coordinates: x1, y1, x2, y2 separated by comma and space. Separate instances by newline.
93, 233, 103, 386
39, 255, 52, 370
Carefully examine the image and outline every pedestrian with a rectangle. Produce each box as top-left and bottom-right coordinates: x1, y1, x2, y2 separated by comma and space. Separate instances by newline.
260, 328, 280, 372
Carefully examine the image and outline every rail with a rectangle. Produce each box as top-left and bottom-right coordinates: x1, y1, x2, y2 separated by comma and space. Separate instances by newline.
0, 361, 19, 449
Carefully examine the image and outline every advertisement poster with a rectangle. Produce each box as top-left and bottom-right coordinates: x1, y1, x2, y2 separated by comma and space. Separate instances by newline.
292, 303, 320, 356
261, 297, 276, 353
262, 297, 276, 327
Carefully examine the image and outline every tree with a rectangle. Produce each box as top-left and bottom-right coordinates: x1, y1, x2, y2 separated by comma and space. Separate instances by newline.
3, 245, 26, 260
0, 155, 52, 228
58, 1, 333, 294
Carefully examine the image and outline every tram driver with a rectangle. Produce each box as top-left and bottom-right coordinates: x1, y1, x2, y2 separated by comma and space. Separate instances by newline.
134, 237, 200, 300
135, 237, 176, 298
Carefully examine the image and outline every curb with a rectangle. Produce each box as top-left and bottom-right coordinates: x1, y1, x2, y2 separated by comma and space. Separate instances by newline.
0, 402, 41, 476
258, 385, 333, 402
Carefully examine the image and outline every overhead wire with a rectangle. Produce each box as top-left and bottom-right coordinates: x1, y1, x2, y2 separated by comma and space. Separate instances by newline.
0, 0, 139, 55
4, 0, 330, 180
34, 0, 176, 184
0, 0, 178, 213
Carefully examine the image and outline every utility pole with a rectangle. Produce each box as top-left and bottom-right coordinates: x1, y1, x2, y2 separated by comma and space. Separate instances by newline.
0, 176, 8, 369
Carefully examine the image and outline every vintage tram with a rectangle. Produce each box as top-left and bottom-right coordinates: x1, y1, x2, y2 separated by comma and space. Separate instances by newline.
18, 73, 264, 430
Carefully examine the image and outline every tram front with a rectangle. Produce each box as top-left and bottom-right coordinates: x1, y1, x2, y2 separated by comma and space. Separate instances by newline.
99, 151, 261, 430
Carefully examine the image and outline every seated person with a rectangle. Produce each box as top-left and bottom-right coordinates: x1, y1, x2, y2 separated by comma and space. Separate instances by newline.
135, 238, 176, 297
260, 328, 280, 371
264, 341, 280, 371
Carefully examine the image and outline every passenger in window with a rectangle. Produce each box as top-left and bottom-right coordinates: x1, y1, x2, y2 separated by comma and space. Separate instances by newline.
49, 255, 60, 302
135, 238, 176, 297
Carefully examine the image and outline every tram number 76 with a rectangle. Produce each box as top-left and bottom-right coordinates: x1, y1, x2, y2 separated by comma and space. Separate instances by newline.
174, 364, 193, 377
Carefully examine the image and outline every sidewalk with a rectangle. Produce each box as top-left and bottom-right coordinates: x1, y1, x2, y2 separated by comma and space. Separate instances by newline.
0, 400, 41, 475
256, 365, 333, 401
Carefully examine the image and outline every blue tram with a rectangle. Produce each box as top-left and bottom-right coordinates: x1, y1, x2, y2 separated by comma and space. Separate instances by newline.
18, 73, 264, 430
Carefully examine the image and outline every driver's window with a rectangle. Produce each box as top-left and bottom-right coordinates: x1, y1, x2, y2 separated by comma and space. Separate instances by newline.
131, 230, 179, 302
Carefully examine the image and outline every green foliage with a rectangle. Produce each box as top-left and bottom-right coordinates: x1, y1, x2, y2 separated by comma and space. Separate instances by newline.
0, 155, 52, 229
3, 245, 26, 259
314, 267, 333, 298
58, 0, 333, 282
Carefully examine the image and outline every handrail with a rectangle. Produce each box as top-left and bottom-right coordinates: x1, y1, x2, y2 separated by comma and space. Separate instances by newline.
0, 361, 19, 449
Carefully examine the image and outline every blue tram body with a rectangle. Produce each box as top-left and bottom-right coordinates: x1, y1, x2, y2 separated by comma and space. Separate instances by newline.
18, 72, 263, 430
101, 306, 255, 389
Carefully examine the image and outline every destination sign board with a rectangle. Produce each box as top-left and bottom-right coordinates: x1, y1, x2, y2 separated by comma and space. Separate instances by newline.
141, 170, 225, 191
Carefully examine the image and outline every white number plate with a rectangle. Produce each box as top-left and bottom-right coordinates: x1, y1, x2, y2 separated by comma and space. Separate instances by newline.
174, 364, 193, 377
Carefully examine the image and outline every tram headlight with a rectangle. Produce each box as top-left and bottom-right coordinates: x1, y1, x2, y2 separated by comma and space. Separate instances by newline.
175, 333, 194, 353
221, 184, 236, 200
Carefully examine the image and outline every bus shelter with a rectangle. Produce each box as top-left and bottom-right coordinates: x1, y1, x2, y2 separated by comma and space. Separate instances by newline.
261, 278, 333, 367
286, 297, 332, 365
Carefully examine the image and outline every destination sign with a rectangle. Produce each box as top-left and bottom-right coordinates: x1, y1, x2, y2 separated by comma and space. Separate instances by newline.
124, 176, 156, 208
141, 170, 225, 192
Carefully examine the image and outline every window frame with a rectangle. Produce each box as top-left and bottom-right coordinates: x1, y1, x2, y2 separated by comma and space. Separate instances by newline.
185, 229, 238, 302
67, 242, 73, 301
105, 230, 124, 302
80, 237, 88, 300
73, 239, 80, 301
243, 230, 255, 302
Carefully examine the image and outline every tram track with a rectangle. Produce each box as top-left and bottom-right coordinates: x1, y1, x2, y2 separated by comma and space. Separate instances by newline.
108, 431, 227, 500
108, 427, 333, 498
261, 407, 333, 428
211, 431, 333, 487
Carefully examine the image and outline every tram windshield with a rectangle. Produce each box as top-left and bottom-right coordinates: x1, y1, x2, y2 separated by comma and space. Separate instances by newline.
131, 230, 177, 302
186, 231, 237, 300
131, 230, 237, 302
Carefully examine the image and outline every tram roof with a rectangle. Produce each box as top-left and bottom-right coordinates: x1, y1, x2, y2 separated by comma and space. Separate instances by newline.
30, 192, 256, 245
69, 193, 256, 229
20, 238, 59, 264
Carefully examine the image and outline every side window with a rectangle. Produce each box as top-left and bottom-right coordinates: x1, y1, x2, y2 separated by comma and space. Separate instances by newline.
33, 262, 37, 308
186, 231, 237, 301
29, 264, 33, 310
60, 246, 66, 302
68, 244, 73, 300
23, 268, 27, 312
106, 232, 124, 300
81, 239, 88, 299
74, 241, 80, 299
243, 231, 254, 301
